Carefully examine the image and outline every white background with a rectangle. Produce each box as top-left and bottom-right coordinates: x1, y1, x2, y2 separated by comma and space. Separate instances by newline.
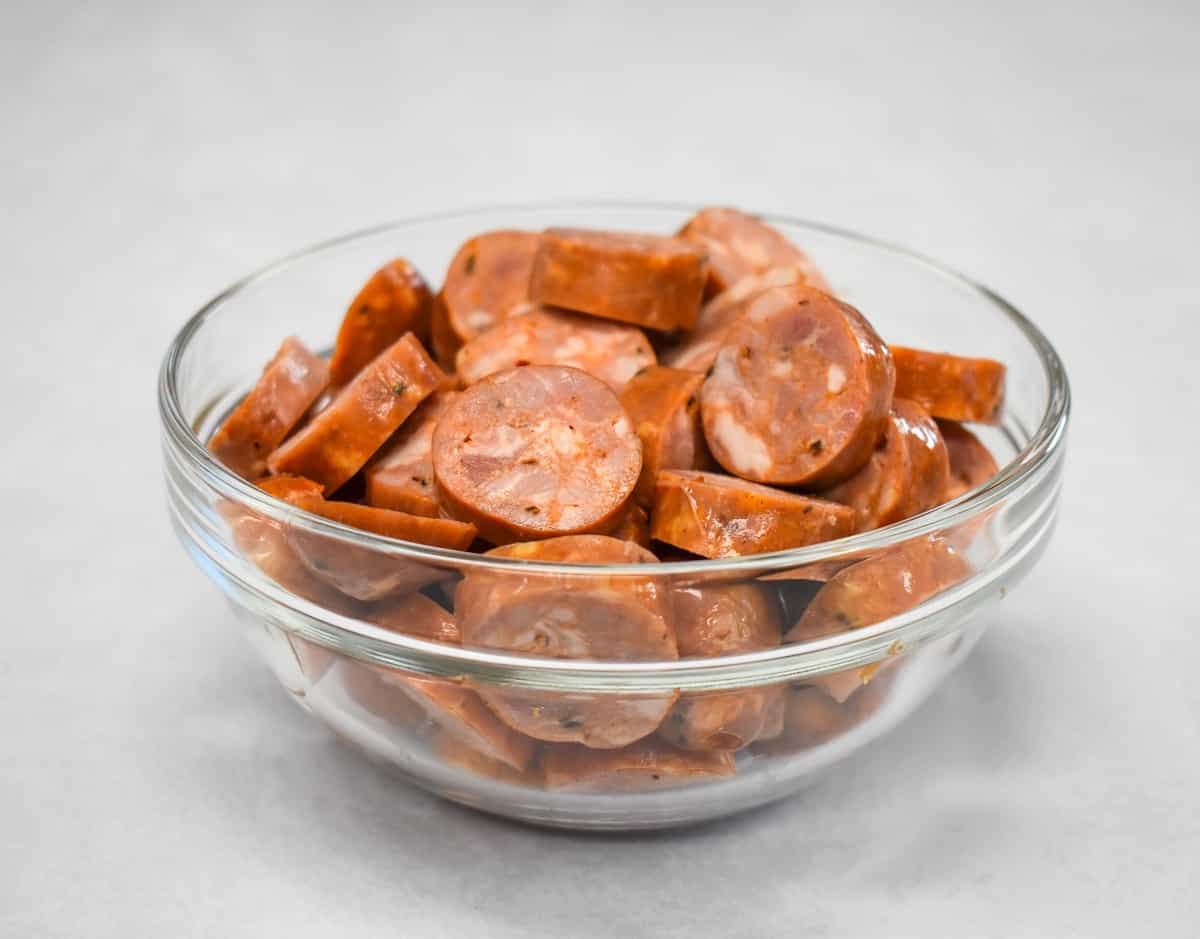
3, 1, 1198, 935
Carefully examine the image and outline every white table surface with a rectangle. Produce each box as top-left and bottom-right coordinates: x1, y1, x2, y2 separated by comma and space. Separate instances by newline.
3, 1, 1197, 935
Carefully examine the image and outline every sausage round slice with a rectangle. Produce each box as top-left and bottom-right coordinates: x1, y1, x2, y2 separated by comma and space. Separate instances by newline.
541, 738, 735, 792
651, 470, 856, 559
328, 258, 433, 386
818, 409, 913, 532
939, 419, 1000, 500
755, 686, 848, 753
367, 591, 462, 645
610, 502, 651, 548
432, 366, 642, 544
455, 307, 655, 390
209, 336, 330, 479
890, 346, 1006, 425
893, 399, 951, 519
658, 584, 783, 752
677, 206, 830, 297
432, 230, 540, 369
363, 391, 459, 517
618, 365, 708, 506
268, 333, 446, 493
529, 228, 708, 332
700, 287, 895, 487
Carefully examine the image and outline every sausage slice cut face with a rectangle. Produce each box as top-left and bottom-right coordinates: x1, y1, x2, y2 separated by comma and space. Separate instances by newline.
890, 346, 1006, 425
651, 469, 856, 559
542, 739, 735, 792
363, 391, 460, 517
433, 365, 642, 544
700, 287, 895, 487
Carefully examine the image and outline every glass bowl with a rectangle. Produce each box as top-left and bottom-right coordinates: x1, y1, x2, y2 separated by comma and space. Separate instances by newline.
159, 202, 1069, 830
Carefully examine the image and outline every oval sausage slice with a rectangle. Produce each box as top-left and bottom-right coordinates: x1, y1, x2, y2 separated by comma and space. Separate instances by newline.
455, 306, 655, 391
542, 738, 735, 792
529, 228, 707, 332
890, 346, 1006, 425
209, 336, 330, 479
818, 410, 913, 532
939, 419, 1000, 500
677, 206, 830, 297
328, 258, 433, 386
893, 398, 951, 519
618, 365, 708, 506
268, 333, 446, 493
700, 287, 895, 487
433, 366, 642, 545
363, 391, 460, 517
433, 230, 540, 368
610, 502, 651, 548
754, 685, 848, 753
651, 470, 856, 559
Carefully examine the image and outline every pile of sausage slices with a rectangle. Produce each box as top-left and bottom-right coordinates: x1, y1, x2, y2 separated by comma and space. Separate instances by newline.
210, 208, 1006, 789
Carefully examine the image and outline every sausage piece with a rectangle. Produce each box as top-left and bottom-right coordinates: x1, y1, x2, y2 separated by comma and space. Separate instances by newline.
890, 346, 1006, 425
618, 365, 708, 506
939, 419, 1000, 500
455, 306, 655, 391
208, 336, 330, 479
651, 470, 856, 559
432, 366, 642, 545
363, 391, 460, 517
610, 502, 651, 548
529, 228, 707, 332
268, 334, 445, 493
700, 287, 895, 487
541, 738, 735, 792
754, 685, 848, 753
328, 258, 434, 386
893, 398, 951, 519
432, 230, 540, 368
677, 207, 830, 297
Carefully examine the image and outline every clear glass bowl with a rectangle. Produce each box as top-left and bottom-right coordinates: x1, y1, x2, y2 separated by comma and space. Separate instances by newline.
159, 202, 1069, 830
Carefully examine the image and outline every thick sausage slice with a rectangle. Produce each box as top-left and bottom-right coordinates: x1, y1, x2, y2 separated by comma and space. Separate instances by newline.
700, 287, 895, 487
257, 474, 325, 502
893, 398, 951, 519
209, 337, 330, 479
658, 584, 783, 751
755, 685, 848, 753
661, 267, 809, 373
677, 207, 830, 297
431, 732, 538, 785
433, 230, 540, 368
890, 346, 1006, 425
651, 470, 856, 559
541, 738, 735, 792
268, 334, 445, 493
939, 419, 1000, 500
610, 502, 651, 548
363, 391, 460, 517
455, 307, 655, 391
618, 365, 708, 506
433, 366, 642, 545
368, 591, 462, 644
529, 228, 707, 332
328, 258, 434, 386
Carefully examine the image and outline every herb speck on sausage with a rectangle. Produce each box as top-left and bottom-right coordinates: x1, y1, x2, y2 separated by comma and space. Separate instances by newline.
464, 254, 476, 275
392, 381, 407, 396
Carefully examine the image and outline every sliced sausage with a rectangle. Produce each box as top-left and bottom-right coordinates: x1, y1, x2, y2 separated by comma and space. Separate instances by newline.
433, 230, 540, 368
455, 306, 655, 390
268, 333, 445, 493
661, 266, 809, 373
939, 419, 1000, 500
658, 584, 783, 751
256, 474, 325, 502
610, 502, 651, 548
541, 738, 735, 792
651, 470, 856, 559
677, 206, 830, 297
363, 391, 460, 517
367, 590, 462, 645
208, 336, 330, 479
755, 685, 848, 754
455, 535, 678, 748
341, 659, 427, 727
432, 366, 642, 544
890, 346, 1006, 425
893, 398, 951, 519
529, 228, 707, 332
431, 731, 539, 785
700, 287, 895, 487
618, 365, 708, 506
328, 258, 433, 386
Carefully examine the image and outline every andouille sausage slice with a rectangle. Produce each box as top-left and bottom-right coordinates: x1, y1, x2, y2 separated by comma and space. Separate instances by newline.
658, 584, 783, 751
893, 398, 951, 519
542, 738, 735, 792
431, 731, 539, 785
651, 470, 856, 559
818, 409, 913, 532
363, 391, 460, 517
890, 346, 1007, 425
618, 365, 708, 506
433, 366, 642, 545
268, 333, 445, 493
208, 337, 330, 479
700, 286, 895, 487
432, 230, 540, 367
677, 206, 830, 297
328, 258, 434, 386
939, 419, 1000, 500
455, 307, 655, 390
754, 685, 848, 754
610, 502, 651, 548
529, 228, 707, 332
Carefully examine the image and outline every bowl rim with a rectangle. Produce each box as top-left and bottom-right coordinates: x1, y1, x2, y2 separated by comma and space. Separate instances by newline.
159, 199, 1070, 682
